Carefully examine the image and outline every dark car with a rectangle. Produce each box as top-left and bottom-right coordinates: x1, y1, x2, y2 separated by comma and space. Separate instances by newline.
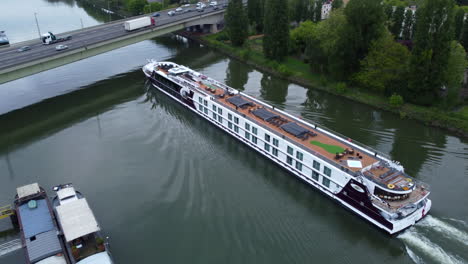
17, 46, 31, 52
152, 12, 160, 17
213, 5, 219, 10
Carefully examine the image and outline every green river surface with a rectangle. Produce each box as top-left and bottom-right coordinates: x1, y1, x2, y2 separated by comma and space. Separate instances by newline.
0, 1, 467, 263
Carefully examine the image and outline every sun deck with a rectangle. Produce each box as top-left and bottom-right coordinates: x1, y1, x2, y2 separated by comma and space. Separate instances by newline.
155, 63, 417, 192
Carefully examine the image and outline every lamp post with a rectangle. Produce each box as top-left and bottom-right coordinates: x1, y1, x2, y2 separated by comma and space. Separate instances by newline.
34, 12, 41, 40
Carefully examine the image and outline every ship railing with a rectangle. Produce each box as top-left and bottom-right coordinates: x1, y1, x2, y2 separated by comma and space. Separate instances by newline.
238, 92, 394, 162
226, 102, 360, 177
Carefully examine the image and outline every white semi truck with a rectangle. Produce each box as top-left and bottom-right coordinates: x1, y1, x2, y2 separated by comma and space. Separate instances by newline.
41, 32, 72, 45
124, 17, 154, 31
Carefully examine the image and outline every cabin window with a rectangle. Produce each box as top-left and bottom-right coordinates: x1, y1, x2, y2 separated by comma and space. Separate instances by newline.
245, 132, 251, 140
199, 97, 203, 104
272, 148, 278, 157
287, 146, 293, 155
228, 122, 233, 129
234, 125, 239, 133
322, 177, 330, 188
204, 100, 208, 107
287, 156, 293, 165
295, 161, 302, 171
218, 115, 222, 123
245, 123, 250, 131
213, 112, 217, 119
324, 166, 331, 177
252, 127, 258, 135
204, 107, 208, 114
264, 143, 270, 152
213, 105, 217, 112
265, 134, 270, 142
312, 171, 319, 181
296, 152, 303, 161
228, 113, 232, 121
252, 136, 257, 144
234, 117, 239, 124
273, 138, 279, 147
218, 108, 222, 115
313, 160, 320, 170
198, 104, 203, 111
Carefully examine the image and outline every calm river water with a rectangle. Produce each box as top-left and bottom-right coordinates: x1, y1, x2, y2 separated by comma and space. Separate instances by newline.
0, 1, 467, 264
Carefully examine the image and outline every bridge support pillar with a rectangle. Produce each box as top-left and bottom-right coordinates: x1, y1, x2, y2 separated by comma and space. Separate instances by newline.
209, 24, 219, 34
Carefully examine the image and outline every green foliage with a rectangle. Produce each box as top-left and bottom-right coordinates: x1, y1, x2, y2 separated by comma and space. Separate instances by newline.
454, 7, 465, 40
127, 0, 146, 15
335, 82, 346, 94
215, 31, 229, 42
247, 0, 264, 32
401, 9, 415, 40
290, 20, 317, 54
461, 19, 468, 52
442, 41, 468, 107
389, 93, 404, 107
332, 0, 343, 10
353, 32, 410, 94
239, 49, 251, 59
278, 64, 293, 76
407, 0, 455, 105
143, 2, 162, 13
390, 6, 405, 38
225, 0, 249, 46
263, 0, 290, 61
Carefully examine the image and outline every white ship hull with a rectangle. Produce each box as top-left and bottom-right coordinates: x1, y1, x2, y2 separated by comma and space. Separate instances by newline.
143, 61, 431, 234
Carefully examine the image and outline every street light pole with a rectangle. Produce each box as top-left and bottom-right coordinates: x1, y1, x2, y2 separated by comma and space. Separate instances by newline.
108, 1, 111, 22
34, 12, 41, 40
80, 18, 84, 29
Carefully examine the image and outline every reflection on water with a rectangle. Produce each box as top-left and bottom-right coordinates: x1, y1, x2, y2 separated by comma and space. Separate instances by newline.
0, 34, 466, 264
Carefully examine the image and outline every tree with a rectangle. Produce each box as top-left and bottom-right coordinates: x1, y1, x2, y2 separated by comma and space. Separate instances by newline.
390, 6, 405, 38
225, 0, 249, 46
143, 2, 162, 13
462, 19, 468, 51
127, 0, 146, 15
442, 41, 468, 107
454, 7, 465, 40
332, 0, 343, 9
314, 0, 322, 22
406, 0, 455, 105
401, 9, 415, 40
353, 32, 410, 94
248, 0, 264, 32
263, 0, 290, 60
337, 0, 385, 78
290, 20, 317, 53
311, 8, 347, 74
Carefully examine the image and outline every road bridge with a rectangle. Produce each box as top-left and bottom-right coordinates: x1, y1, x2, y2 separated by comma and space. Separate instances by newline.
0, 4, 226, 84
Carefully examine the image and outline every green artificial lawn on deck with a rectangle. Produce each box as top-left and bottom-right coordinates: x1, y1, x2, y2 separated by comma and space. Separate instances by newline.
310, 140, 345, 154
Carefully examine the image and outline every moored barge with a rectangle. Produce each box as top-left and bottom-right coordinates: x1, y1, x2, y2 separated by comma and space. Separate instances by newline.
142, 60, 432, 234
14, 183, 69, 264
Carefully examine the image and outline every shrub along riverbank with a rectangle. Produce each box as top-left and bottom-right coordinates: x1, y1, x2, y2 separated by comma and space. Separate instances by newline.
193, 32, 468, 138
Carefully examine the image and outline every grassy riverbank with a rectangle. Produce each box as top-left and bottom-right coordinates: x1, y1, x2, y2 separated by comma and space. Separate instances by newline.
197, 32, 468, 138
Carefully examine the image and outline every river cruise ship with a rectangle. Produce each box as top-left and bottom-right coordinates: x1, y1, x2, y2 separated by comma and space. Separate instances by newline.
142, 60, 432, 234
14, 183, 69, 264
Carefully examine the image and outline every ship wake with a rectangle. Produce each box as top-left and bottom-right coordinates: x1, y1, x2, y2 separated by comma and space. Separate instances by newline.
398, 216, 468, 264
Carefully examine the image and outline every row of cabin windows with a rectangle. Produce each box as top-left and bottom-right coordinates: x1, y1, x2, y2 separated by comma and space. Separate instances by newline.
154, 74, 181, 91
205, 104, 333, 187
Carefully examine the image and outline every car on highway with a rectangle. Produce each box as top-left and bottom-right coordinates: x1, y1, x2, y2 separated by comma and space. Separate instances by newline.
175, 7, 183, 12
209, 1, 217, 6
223, 3, 227, 7
183, 4, 190, 7
152, 12, 160, 17
168, 10, 176, 16
17, 46, 31, 52
55, 44, 68, 51
213, 5, 219, 10
196, 6, 204, 12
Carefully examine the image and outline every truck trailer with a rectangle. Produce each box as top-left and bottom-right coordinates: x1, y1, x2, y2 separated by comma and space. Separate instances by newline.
124, 17, 154, 31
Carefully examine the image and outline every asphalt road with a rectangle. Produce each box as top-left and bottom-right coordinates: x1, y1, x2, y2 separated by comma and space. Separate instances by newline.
0, 2, 227, 71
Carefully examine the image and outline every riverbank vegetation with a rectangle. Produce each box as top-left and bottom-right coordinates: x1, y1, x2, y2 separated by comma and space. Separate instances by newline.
202, 0, 468, 136
80, 0, 178, 16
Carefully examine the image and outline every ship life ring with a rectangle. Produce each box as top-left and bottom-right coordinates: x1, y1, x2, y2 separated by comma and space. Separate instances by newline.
387, 184, 395, 189
180, 87, 191, 99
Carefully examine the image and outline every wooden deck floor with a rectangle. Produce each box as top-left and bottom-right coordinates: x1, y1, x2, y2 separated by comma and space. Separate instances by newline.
201, 86, 378, 172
